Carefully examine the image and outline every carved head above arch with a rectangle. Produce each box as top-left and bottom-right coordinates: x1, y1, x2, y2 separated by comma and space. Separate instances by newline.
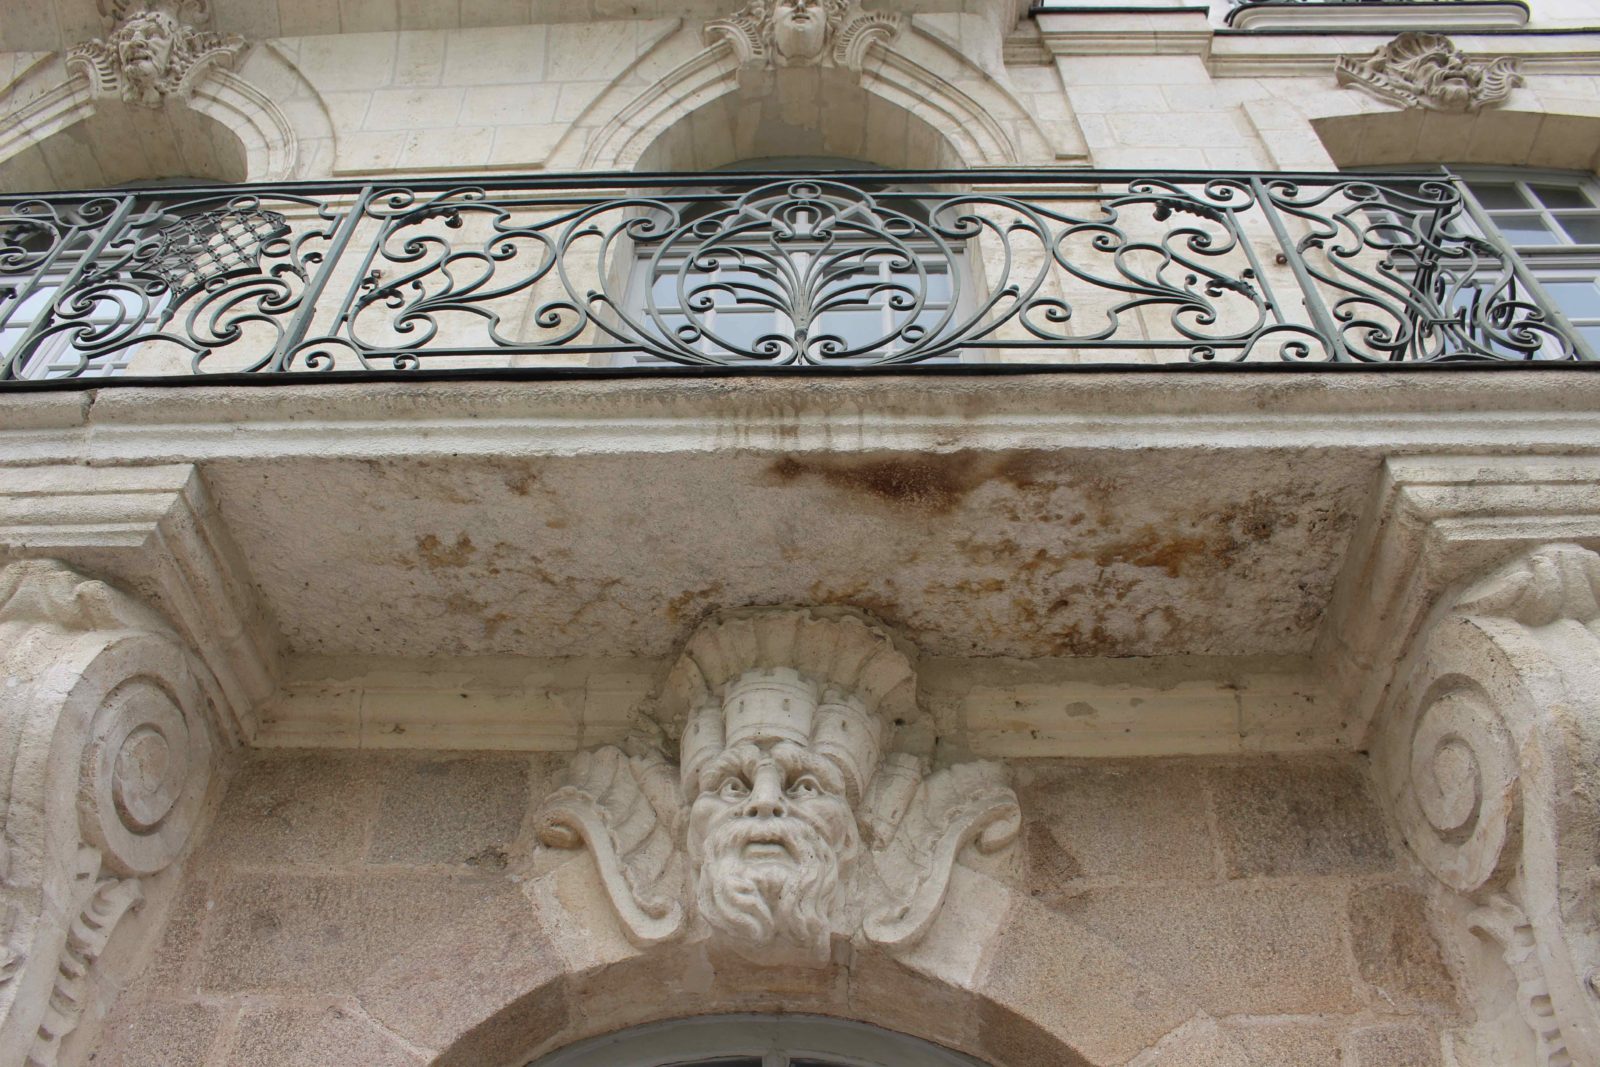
66, 0, 245, 108
705, 0, 901, 72
534, 607, 1021, 966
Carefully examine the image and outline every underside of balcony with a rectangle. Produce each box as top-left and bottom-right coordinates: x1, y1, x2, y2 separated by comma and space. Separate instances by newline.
4, 368, 1599, 759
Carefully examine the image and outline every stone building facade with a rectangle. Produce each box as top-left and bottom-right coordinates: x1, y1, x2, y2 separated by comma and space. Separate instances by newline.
0, 0, 1599, 1065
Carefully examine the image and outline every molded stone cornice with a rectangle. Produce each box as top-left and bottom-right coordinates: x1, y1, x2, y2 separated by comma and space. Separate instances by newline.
0, 0, 1013, 53
0, 464, 277, 746
1318, 453, 1600, 747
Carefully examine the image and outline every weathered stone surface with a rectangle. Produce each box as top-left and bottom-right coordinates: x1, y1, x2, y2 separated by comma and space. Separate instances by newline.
228, 1003, 425, 1067
142, 872, 215, 994
1345, 1023, 1443, 1066
978, 899, 1194, 1065
1130, 1015, 1254, 1067
358, 879, 564, 1053
1208, 759, 1394, 877
92, 999, 224, 1067
197, 872, 504, 995
1348, 885, 1457, 1011
1016, 761, 1214, 903
1220, 1019, 1343, 1066
203, 752, 381, 868
1059, 882, 1361, 1016
975, 1000, 1095, 1067
368, 754, 530, 867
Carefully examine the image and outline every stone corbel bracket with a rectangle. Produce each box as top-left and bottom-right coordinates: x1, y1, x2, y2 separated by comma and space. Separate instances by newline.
1376, 543, 1600, 1065
0, 559, 223, 1067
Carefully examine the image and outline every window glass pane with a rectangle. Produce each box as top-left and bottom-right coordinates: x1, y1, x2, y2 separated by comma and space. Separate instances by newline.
1491, 214, 1560, 245
1579, 324, 1600, 355
1542, 279, 1600, 321
1468, 183, 1529, 210
1556, 214, 1600, 244
1533, 184, 1595, 209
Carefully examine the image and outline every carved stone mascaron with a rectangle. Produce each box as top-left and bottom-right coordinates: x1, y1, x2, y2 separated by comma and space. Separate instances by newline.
1336, 32, 1522, 112
65, 0, 246, 109
534, 608, 1020, 965
704, 0, 902, 71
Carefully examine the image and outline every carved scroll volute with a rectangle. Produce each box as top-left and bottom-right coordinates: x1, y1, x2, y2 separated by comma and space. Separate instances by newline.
0, 560, 221, 1067
1378, 545, 1600, 1066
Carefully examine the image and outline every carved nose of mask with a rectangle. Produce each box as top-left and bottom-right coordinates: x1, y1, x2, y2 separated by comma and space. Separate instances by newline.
743, 765, 788, 818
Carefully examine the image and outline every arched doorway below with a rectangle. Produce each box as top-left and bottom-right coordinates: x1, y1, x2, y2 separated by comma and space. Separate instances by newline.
527, 1014, 992, 1067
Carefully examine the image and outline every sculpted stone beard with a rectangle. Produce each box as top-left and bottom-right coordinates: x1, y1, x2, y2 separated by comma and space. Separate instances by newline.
689, 741, 860, 963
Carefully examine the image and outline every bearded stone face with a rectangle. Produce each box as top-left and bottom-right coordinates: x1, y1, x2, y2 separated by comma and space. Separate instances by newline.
115, 12, 178, 98
1411, 52, 1480, 111
771, 0, 829, 64
688, 740, 860, 963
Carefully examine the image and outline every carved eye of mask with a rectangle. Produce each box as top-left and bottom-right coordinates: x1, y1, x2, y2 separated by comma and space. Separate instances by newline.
718, 776, 750, 800
788, 774, 821, 798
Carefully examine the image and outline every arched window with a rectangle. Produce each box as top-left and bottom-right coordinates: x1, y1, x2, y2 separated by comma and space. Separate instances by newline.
527, 1014, 991, 1067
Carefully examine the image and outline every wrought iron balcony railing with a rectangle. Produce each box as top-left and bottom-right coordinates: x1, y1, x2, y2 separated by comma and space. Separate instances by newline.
0, 169, 1590, 386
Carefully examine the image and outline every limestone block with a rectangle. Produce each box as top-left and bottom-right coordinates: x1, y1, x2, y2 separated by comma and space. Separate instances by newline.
202, 752, 383, 868
367, 755, 530, 867
1061, 882, 1362, 1016
196, 872, 503, 995
1348, 885, 1458, 1012
356, 881, 566, 1059
228, 1003, 424, 1067
91, 999, 224, 1067
1345, 1024, 1444, 1067
1207, 759, 1394, 878
977, 898, 1197, 1065
1015, 761, 1215, 899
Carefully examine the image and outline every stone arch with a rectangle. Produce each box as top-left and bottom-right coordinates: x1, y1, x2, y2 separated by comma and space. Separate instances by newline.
1286, 87, 1600, 171
0, 43, 331, 189
549, 20, 1080, 172
344, 857, 1256, 1067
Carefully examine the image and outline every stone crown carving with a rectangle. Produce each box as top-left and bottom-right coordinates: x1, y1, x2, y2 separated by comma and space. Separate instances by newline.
1336, 32, 1522, 112
65, 0, 246, 109
705, 0, 902, 71
535, 607, 1019, 965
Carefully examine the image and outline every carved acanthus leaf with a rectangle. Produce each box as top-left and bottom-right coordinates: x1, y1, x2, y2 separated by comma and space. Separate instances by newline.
1456, 543, 1600, 627
536, 746, 687, 947
1469, 895, 1573, 1067
1336, 32, 1522, 112
862, 760, 1020, 949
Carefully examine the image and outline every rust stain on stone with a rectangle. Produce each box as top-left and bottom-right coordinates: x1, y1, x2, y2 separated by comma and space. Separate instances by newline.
665, 582, 726, 624
766, 450, 1062, 516
417, 533, 477, 569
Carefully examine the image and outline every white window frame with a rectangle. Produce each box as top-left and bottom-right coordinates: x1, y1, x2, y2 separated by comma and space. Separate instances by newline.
1447, 166, 1600, 361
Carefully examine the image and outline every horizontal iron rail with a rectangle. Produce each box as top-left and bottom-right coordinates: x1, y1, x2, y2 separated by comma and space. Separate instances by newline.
0, 168, 1591, 385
